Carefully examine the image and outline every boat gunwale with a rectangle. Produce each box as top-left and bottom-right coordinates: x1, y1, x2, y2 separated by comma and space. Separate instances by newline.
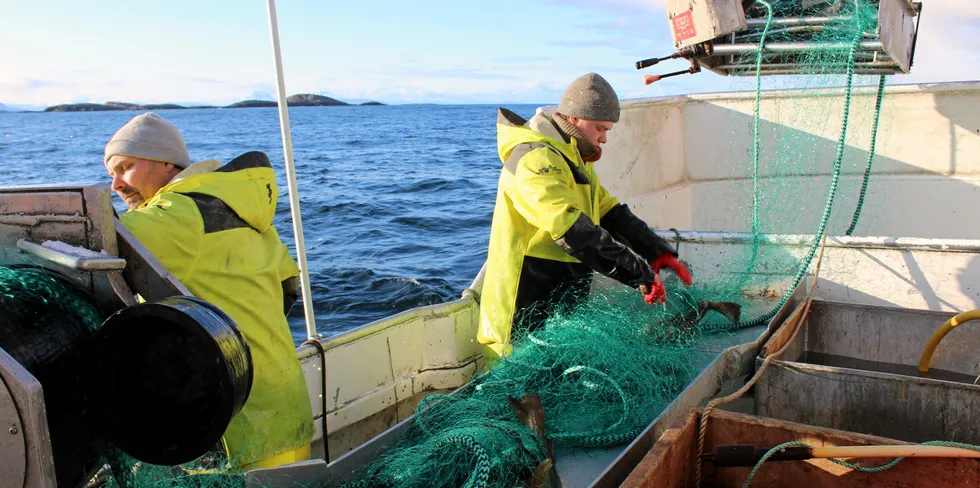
760, 358, 980, 391
296, 296, 477, 359
620, 80, 980, 108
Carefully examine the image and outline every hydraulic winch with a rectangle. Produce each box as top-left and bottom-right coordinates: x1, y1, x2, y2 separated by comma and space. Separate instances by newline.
637, 0, 922, 84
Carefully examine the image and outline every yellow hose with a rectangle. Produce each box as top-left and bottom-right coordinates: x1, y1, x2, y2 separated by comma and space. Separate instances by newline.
918, 309, 980, 374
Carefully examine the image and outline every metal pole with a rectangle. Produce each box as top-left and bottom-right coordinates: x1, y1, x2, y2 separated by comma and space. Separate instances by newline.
721, 68, 899, 76
714, 62, 900, 74
651, 230, 980, 253
745, 15, 852, 27
266, 0, 319, 341
461, 261, 488, 300
710, 40, 883, 55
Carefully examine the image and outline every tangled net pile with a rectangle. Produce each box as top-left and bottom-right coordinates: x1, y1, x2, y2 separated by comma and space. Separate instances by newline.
343, 281, 735, 488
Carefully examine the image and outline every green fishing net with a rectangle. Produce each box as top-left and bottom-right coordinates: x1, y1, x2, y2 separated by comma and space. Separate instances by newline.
0, 260, 108, 488
685, 0, 890, 327
330, 2, 893, 487
0, 264, 103, 332
340, 283, 721, 488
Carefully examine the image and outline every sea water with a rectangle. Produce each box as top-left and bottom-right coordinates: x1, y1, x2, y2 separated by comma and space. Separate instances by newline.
0, 104, 540, 342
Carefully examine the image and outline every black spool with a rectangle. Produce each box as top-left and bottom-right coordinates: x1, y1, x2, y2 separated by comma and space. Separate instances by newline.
92, 296, 253, 466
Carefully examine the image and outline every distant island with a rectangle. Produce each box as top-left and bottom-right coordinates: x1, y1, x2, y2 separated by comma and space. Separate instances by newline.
41, 94, 384, 113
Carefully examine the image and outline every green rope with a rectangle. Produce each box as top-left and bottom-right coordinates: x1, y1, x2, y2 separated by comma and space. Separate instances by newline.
442, 434, 491, 488
738, 0, 774, 290
737, 2, 869, 328
845, 74, 887, 236
743, 440, 980, 487
827, 455, 904, 472
922, 441, 980, 451
742, 441, 810, 488
578, 429, 644, 448
340, 482, 370, 488
550, 365, 629, 443
830, 440, 980, 471
749, 0, 773, 234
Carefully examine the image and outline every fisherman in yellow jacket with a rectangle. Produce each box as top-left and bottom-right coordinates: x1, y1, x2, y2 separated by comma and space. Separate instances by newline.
479, 73, 692, 358
104, 112, 314, 469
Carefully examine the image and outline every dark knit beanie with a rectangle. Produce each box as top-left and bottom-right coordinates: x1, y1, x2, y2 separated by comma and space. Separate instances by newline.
556, 73, 620, 123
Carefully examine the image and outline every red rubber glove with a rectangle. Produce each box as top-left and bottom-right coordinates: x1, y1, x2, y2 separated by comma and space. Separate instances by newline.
651, 255, 693, 285
642, 274, 667, 305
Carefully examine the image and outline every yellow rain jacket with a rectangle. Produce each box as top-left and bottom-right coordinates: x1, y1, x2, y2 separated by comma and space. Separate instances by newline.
120, 151, 314, 468
479, 110, 675, 357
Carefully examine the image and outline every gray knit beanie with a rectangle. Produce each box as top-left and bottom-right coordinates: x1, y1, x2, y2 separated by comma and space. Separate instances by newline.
556, 73, 620, 123
104, 112, 191, 168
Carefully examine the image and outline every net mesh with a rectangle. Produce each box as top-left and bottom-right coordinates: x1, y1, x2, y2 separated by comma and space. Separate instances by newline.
0, 264, 103, 333
687, 0, 889, 328
3, 1, 898, 487
339, 283, 734, 488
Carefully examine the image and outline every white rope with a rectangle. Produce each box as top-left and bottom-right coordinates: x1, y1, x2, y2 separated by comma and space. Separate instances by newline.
266, 0, 318, 340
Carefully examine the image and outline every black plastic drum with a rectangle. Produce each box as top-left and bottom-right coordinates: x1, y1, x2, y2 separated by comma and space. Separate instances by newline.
92, 296, 253, 465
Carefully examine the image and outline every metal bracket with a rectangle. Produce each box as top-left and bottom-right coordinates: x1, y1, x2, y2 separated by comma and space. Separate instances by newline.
16, 239, 126, 271
0, 347, 57, 488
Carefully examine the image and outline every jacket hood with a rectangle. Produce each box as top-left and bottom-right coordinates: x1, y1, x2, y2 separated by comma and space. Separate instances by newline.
154, 151, 280, 232
496, 108, 581, 166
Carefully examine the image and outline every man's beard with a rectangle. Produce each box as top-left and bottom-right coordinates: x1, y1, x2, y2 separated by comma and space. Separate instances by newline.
119, 190, 145, 211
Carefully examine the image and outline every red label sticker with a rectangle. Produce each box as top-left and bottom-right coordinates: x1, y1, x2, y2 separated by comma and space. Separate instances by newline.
672, 10, 697, 42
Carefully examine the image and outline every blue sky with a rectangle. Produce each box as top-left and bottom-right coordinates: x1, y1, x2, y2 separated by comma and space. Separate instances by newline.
2, 0, 979, 108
